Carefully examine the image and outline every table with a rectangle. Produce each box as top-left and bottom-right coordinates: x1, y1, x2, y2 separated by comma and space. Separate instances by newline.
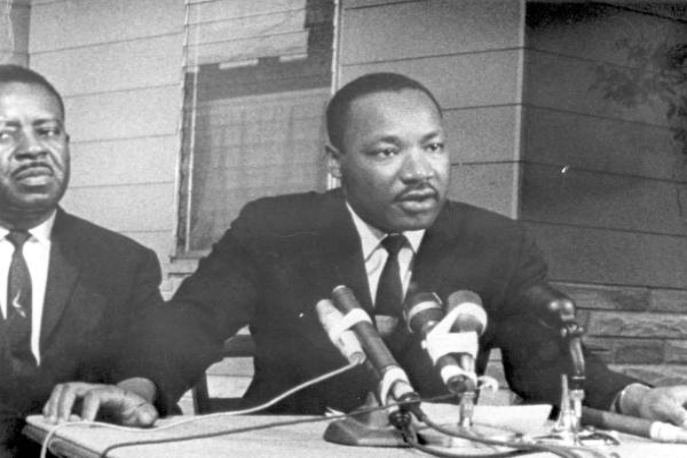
24, 406, 687, 458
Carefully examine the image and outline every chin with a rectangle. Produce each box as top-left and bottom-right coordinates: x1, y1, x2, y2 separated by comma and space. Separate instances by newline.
16, 193, 61, 210
393, 214, 438, 231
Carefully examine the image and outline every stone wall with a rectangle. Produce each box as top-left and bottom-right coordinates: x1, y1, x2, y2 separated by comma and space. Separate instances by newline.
557, 282, 687, 386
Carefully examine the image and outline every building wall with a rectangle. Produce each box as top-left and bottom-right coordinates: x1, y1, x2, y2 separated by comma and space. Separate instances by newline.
27, 0, 185, 297
522, 2, 687, 385
339, 0, 526, 218
0, 0, 30, 65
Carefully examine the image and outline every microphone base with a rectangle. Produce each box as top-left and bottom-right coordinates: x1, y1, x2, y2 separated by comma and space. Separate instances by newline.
323, 416, 408, 447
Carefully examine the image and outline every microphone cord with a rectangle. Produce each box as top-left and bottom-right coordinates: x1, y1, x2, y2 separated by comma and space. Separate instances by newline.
41, 366, 611, 458
43, 386, 613, 458
41, 360, 361, 458
400, 423, 533, 458
417, 412, 612, 458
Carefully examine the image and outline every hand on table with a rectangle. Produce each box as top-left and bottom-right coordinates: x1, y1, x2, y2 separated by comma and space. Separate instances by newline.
621, 384, 687, 428
43, 378, 158, 427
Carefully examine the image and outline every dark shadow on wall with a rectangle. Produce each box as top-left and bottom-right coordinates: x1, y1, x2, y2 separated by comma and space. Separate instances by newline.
590, 37, 687, 229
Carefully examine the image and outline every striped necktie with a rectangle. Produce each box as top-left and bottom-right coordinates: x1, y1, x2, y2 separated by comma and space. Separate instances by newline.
5, 230, 37, 372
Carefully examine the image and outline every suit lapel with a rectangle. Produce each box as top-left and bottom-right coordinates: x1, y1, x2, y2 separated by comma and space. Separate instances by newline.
305, 189, 373, 314
308, 192, 464, 312
410, 204, 462, 298
40, 210, 81, 349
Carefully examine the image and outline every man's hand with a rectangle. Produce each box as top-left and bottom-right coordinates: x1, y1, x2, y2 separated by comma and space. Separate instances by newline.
621, 384, 687, 428
43, 378, 158, 427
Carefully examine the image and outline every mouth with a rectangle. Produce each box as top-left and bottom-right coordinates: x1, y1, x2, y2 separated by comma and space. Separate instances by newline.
397, 187, 439, 212
13, 163, 55, 184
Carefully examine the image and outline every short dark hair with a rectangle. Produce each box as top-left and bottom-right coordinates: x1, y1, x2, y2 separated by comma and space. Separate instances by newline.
326, 72, 442, 150
0, 64, 65, 118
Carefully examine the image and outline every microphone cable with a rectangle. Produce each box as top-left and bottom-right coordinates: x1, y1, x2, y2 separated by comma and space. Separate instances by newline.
43, 384, 612, 458
42, 366, 613, 458
41, 359, 361, 458
416, 411, 614, 458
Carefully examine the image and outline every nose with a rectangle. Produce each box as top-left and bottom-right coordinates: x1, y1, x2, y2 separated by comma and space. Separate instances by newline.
400, 147, 434, 182
16, 130, 48, 158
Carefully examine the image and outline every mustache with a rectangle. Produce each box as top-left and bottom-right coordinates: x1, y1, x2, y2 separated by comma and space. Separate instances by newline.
13, 161, 55, 176
396, 183, 438, 201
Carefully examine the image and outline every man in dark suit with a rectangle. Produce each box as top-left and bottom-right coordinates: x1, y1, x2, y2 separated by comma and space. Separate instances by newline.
46, 73, 687, 428
0, 65, 163, 456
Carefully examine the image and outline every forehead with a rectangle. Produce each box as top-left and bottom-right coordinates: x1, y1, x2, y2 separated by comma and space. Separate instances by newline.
0, 82, 64, 121
344, 89, 443, 135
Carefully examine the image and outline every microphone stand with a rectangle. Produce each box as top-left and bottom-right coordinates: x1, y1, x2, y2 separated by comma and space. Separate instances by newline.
551, 315, 586, 443
538, 289, 618, 446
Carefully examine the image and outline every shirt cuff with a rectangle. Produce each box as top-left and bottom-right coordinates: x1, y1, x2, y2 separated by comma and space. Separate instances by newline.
611, 383, 651, 416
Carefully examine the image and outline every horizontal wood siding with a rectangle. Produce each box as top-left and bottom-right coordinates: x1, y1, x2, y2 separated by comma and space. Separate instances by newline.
340, 0, 525, 218
28, 0, 185, 282
0, 0, 30, 65
522, 3, 687, 294
523, 3, 687, 388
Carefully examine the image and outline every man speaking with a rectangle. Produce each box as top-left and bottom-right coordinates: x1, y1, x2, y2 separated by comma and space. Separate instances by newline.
45, 73, 687, 430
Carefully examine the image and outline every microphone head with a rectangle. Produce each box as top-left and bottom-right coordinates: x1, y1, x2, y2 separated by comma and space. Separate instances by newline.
404, 292, 443, 335
316, 298, 343, 330
315, 299, 365, 365
447, 290, 487, 335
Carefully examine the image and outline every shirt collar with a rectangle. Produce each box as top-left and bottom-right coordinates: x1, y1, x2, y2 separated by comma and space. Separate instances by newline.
0, 210, 56, 245
345, 202, 425, 261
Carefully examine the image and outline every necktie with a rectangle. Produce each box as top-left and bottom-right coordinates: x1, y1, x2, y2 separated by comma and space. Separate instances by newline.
5, 230, 37, 372
374, 233, 407, 318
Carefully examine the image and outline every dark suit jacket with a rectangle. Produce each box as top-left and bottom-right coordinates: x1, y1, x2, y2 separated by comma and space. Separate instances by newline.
0, 209, 164, 455
120, 189, 638, 416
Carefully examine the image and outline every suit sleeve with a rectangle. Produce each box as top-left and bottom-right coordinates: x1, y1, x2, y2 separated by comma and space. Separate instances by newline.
101, 246, 164, 377
495, 226, 641, 411
115, 213, 260, 415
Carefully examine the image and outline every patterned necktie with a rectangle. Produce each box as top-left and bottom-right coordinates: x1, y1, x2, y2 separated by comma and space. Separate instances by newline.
5, 230, 37, 372
374, 233, 407, 318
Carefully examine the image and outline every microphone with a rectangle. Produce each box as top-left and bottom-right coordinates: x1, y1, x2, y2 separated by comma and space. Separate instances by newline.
316, 299, 366, 365
446, 290, 487, 335
520, 283, 576, 326
405, 292, 486, 395
330, 285, 420, 410
445, 290, 488, 388
405, 293, 475, 395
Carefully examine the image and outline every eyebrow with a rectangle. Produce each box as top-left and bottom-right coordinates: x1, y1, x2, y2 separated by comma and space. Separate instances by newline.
0, 118, 62, 127
0, 119, 20, 127
363, 129, 444, 147
420, 130, 444, 143
34, 118, 63, 126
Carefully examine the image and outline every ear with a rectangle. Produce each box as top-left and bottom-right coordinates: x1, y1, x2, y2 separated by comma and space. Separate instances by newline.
325, 143, 343, 179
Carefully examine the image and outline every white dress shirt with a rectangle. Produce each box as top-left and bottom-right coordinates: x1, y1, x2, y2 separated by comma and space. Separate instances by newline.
0, 212, 55, 364
345, 203, 425, 307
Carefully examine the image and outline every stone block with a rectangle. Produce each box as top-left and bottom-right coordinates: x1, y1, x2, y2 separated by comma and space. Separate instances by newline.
650, 289, 687, 313
586, 311, 687, 339
553, 283, 650, 312
582, 336, 615, 364
583, 336, 665, 365
665, 340, 687, 364
613, 340, 664, 364
611, 364, 687, 386
576, 309, 591, 330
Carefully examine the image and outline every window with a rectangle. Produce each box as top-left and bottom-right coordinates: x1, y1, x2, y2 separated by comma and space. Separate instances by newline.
177, 0, 337, 254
